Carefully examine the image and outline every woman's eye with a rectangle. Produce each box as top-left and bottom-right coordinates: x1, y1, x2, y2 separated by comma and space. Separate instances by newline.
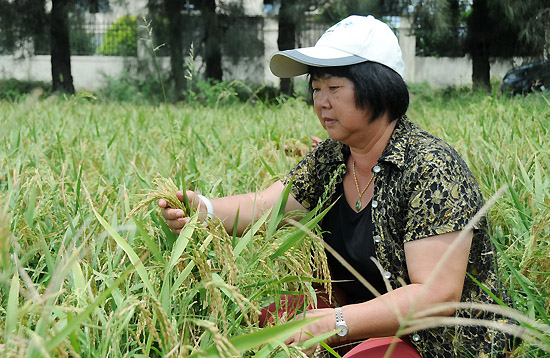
329, 86, 340, 91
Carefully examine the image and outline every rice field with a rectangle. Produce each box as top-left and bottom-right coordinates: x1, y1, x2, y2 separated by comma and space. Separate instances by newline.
0, 86, 548, 357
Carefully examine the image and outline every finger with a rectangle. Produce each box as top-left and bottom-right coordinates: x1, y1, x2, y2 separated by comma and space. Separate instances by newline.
177, 191, 184, 202
166, 217, 188, 230
162, 207, 185, 220
158, 198, 168, 208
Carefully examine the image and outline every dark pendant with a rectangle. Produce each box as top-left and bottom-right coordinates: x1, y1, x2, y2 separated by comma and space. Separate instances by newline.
355, 200, 362, 211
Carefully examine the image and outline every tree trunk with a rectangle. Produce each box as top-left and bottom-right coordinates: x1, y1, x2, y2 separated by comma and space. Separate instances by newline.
201, 0, 223, 81
469, 0, 491, 92
50, 0, 74, 94
277, 0, 296, 96
166, 0, 184, 97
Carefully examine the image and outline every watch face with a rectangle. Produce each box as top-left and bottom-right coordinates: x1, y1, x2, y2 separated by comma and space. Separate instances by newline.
336, 324, 348, 337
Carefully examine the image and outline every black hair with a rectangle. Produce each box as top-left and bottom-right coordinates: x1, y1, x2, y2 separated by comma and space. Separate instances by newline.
308, 62, 409, 122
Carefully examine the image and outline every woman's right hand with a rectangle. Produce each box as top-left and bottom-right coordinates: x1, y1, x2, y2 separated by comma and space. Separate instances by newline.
158, 190, 201, 235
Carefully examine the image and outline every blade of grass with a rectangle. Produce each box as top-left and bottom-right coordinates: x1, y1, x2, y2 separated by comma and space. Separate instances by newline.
265, 181, 292, 242
5, 270, 19, 336
171, 234, 213, 295
84, 185, 157, 297
233, 209, 270, 257
493, 239, 548, 322
45, 267, 133, 352
161, 216, 198, 311
259, 157, 276, 177
73, 164, 83, 215
269, 204, 331, 260
71, 259, 86, 293
188, 316, 322, 358
24, 186, 37, 228
133, 217, 164, 263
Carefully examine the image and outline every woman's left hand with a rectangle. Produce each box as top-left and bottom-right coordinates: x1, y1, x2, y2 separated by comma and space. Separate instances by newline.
284, 308, 336, 356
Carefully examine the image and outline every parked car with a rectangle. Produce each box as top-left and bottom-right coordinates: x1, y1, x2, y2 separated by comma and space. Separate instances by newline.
499, 60, 550, 95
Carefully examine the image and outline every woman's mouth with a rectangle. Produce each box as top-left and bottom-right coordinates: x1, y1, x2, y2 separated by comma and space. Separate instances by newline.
324, 119, 338, 127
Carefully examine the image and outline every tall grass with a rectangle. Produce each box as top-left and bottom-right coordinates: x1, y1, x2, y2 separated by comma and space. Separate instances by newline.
408, 85, 550, 356
0, 85, 548, 356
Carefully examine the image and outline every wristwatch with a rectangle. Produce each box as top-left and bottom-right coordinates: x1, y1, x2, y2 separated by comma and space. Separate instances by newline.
334, 307, 349, 338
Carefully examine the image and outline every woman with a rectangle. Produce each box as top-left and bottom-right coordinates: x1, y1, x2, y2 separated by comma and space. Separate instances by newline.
159, 15, 514, 358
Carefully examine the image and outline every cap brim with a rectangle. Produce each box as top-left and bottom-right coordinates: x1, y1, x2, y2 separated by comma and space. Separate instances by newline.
270, 46, 366, 78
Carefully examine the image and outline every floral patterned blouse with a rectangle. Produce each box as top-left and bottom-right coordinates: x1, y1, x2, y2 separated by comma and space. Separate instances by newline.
283, 115, 515, 357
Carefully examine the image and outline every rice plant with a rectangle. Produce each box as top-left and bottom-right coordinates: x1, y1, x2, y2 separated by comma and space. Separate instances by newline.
0, 86, 548, 356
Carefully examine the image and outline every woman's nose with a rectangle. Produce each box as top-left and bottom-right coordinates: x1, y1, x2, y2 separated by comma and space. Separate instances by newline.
314, 90, 330, 108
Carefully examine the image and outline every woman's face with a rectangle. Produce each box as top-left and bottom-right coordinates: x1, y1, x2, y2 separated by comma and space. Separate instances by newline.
312, 74, 374, 146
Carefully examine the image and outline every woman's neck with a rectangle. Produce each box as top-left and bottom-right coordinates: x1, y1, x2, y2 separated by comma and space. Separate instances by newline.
350, 116, 396, 174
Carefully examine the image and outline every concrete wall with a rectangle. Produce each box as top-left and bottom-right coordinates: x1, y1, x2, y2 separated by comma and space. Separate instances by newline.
0, 55, 140, 90
0, 16, 525, 90
413, 56, 524, 88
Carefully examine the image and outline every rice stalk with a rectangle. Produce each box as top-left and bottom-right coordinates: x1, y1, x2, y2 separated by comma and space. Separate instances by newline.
150, 295, 178, 354
195, 319, 240, 358
125, 176, 192, 223
205, 277, 261, 327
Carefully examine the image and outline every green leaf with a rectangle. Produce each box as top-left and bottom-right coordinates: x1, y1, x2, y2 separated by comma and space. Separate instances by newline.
5, 270, 19, 336
133, 217, 164, 263
233, 209, 270, 257
45, 268, 132, 352
265, 181, 292, 242
493, 240, 548, 322
270, 204, 331, 260
161, 216, 197, 311
168, 216, 197, 272
171, 233, 213, 295
71, 260, 86, 292
188, 317, 321, 358
259, 156, 276, 177
24, 187, 37, 228
90, 202, 157, 297
299, 329, 338, 350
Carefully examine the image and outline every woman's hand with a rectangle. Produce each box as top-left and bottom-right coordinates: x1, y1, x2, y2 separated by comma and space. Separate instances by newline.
284, 308, 336, 357
158, 190, 203, 235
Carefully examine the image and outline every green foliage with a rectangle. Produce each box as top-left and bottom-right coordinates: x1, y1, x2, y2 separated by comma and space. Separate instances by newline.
99, 15, 138, 56
0, 95, 330, 356
408, 86, 550, 348
0, 79, 51, 100
0, 0, 47, 54
96, 73, 283, 106
68, 13, 97, 56
413, 0, 469, 57
0, 87, 549, 356
96, 72, 166, 104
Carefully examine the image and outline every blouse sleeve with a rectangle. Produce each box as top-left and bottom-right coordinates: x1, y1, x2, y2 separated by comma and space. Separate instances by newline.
282, 139, 346, 211
403, 146, 484, 243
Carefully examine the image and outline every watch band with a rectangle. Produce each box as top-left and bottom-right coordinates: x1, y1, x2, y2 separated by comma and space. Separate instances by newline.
334, 307, 349, 337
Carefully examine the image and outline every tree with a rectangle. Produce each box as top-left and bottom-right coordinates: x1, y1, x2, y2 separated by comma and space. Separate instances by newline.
277, 0, 298, 96
466, 0, 548, 92
199, 0, 223, 81
498, 0, 550, 58
147, 0, 227, 96
0, 0, 108, 94
413, 0, 467, 57
275, 0, 334, 96
51, 0, 75, 93
0, 0, 47, 55
409, 0, 547, 92
165, 0, 185, 94
466, 0, 491, 91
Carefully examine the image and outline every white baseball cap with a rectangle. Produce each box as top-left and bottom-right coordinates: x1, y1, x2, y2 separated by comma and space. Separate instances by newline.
270, 15, 405, 78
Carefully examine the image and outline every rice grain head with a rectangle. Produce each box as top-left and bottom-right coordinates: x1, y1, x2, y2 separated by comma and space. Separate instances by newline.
125, 176, 191, 223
